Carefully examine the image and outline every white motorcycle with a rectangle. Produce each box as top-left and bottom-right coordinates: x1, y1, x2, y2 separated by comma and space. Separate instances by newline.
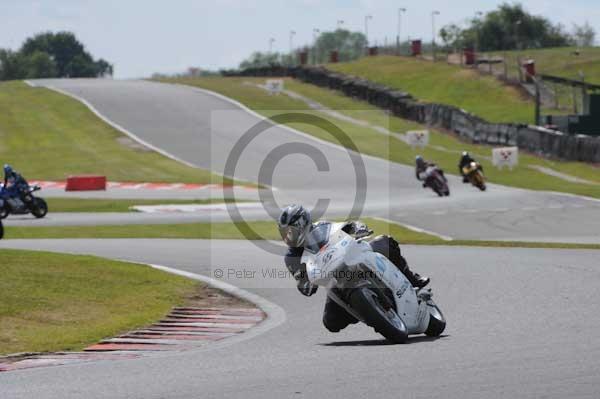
302, 223, 446, 343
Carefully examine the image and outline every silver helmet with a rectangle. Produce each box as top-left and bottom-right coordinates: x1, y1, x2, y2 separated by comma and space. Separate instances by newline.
278, 204, 311, 248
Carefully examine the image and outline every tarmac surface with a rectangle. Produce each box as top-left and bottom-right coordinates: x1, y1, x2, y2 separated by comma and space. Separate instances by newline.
1, 239, 599, 399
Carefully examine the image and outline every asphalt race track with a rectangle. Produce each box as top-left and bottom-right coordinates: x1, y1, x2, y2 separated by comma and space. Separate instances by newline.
1, 239, 600, 398
2, 79, 599, 398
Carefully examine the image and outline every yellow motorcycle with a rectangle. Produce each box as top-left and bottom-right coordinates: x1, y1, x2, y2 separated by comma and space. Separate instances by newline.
462, 162, 486, 191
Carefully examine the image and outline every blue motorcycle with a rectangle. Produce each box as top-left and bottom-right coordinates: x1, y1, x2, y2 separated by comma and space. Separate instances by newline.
0, 184, 48, 219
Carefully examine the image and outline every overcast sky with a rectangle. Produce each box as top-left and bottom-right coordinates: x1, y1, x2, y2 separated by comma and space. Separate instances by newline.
1, 0, 598, 78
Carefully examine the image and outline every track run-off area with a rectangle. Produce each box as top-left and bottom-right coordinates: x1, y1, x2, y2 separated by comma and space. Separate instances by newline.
1, 79, 600, 398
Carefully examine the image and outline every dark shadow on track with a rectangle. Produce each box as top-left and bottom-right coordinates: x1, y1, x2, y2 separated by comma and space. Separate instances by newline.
320, 335, 448, 346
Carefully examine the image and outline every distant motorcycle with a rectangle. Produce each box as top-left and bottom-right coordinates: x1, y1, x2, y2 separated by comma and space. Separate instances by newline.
0, 184, 48, 219
424, 166, 450, 197
462, 162, 486, 191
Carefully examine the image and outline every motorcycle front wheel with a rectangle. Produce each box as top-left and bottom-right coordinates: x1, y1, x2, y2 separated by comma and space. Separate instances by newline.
425, 303, 446, 337
0, 202, 8, 219
31, 198, 48, 218
472, 172, 486, 191
349, 287, 408, 344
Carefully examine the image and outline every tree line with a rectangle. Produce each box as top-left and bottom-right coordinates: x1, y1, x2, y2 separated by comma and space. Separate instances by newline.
440, 3, 595, 52
239, 29, 367, 69
0, 32, 113, 81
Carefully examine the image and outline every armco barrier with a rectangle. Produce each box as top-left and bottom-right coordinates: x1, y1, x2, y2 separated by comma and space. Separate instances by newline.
229, 65, 600, 163
65, 175, 107, 191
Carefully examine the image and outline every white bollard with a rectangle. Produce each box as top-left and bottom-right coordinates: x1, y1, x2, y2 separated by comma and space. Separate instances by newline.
406, 130, 429, 149
265, 79, 284, 95
492, 146, 519, 170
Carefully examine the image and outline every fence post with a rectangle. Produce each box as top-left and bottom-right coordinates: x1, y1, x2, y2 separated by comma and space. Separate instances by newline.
572, 84, 579, 114
580, 72, 589, 114
534, 78, 541, 125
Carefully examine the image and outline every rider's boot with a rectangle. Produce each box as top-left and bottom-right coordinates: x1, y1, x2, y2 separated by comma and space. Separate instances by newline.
404, 267, 430, 289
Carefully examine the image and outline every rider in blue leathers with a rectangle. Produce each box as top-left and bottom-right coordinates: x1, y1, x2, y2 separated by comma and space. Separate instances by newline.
3, 164, 30, 200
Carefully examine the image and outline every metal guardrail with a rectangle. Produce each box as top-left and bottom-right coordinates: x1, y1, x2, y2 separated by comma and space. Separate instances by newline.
539, 74, 600, 91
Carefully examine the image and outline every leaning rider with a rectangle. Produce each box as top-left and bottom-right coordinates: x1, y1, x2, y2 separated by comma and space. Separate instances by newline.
458, 151, 482, 183
415, 155, 445, 188
278, 204, 429, 333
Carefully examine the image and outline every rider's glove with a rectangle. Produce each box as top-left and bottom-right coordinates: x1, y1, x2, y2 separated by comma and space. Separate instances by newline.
350, 221, 373, 239
293, 270, 318, 297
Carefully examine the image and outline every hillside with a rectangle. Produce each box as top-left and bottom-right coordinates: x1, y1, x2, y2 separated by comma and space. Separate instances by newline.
326, 55, 535, 124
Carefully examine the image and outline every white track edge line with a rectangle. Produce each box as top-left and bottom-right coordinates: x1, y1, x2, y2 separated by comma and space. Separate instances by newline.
543, 190, 600, 204
372, 216, 454, 241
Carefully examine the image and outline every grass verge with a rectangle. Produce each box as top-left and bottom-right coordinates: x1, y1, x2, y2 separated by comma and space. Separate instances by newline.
159, 76, 600, 198
5, 221, 278, 240
4, 219, 599, 250
46, 197, 240, 213
325, 55, 534, 123
0, 249, 198, 355
0, 81, 227, 184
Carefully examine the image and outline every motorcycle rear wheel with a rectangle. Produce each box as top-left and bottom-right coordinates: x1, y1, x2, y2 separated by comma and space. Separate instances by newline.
31, 198, 48, 218
430, 180, 443, 197
349, 287, 408, 344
